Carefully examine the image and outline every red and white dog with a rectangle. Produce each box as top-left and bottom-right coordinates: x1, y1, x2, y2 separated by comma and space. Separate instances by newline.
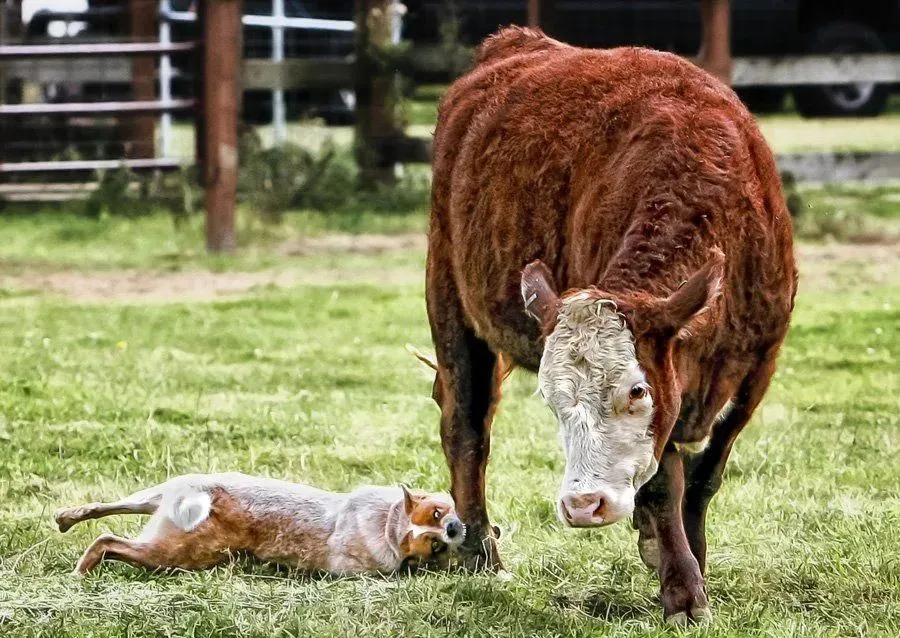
56, 473, 465, 575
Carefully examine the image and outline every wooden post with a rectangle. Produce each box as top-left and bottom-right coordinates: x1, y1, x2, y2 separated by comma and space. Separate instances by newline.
129, 0, 156, 159
0, 2, 7, 109
697, 0, 732, 85
527, 0, 555, 34
199, 0, 242, 253
353, 0, 402, 188
527, 0, 539, 27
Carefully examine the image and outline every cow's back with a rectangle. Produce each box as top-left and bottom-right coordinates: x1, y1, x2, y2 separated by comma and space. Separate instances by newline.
429, 27, 795, 370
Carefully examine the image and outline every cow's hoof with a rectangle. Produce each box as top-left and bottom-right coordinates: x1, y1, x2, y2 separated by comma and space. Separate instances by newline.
664, 605, 712, 626
692, 606, 713, 623
662, 568, 710, 626
457, 530, 503, 572
496, 568, 515, 582
637, 535, 660, 570
665, 612, 689, 627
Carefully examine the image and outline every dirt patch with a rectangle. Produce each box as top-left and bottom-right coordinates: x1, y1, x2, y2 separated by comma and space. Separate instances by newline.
0, 233, 426, 303
0, 268, 421, 303
277, 233, 426, 256
0, 236, 895, 303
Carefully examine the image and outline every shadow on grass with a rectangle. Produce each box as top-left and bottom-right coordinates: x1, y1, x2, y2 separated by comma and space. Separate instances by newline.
553, 590, 656, 622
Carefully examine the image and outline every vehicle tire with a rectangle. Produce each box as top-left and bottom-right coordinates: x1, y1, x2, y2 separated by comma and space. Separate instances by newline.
793, 22, 889, 118
735, 87, 787, 114
241, 90, 273, 125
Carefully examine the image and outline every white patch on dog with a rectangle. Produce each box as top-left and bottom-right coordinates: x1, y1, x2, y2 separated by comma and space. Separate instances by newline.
166, 490, 212, 531
409, 523, 440, 538
538, 296, 657, 525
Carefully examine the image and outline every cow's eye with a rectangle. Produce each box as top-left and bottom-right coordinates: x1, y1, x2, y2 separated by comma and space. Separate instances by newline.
433, 509, 442, 520
630, 383, 649, 401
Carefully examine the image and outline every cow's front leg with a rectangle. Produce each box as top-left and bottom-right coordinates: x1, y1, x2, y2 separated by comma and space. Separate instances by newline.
426, 242, 504, 573
636, 448, 710, 625
433, 327, 503, 571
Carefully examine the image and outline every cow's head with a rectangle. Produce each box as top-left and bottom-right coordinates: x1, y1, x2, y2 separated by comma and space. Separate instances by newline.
520, 253, 723, 527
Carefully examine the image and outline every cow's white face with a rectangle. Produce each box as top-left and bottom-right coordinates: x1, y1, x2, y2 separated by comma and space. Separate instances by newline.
537, 294, 658, 527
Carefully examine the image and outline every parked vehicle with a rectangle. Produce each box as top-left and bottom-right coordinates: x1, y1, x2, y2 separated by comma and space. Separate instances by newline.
14, 1, 900, 121
404, 0, 900, 117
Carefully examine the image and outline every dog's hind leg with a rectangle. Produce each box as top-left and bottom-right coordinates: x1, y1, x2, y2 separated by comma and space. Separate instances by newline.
74, 518, 229, 575
56, 485, 164, 533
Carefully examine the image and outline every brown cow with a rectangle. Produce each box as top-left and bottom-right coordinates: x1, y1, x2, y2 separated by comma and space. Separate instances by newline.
426, 27, 797, 623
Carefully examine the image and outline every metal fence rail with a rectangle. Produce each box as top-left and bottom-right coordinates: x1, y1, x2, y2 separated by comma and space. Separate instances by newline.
0, 41, 196, 57
159, 4, 356, 146
0, 0, 357, 176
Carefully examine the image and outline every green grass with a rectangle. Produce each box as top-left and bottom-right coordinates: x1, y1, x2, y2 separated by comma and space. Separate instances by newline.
0, 212, 898, 636
3, 182, 900, 274
0, 207, 427, 273
793, 184, 900, 242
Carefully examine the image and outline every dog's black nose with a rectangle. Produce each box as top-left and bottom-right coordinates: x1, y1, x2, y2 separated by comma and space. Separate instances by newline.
446, 520, 462, 539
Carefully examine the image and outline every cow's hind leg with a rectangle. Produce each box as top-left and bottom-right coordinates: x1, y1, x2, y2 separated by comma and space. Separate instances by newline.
427, 268, 503, 571
633, 503, 660, 570
683, 354, 779, 573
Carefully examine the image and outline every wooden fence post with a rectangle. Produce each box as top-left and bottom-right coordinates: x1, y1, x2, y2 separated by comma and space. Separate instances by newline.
129, 0, 155, 159
199, 0, 242, 254
353, 0, 403, 188
698, 0, 732, 84
527, 0, 556, 34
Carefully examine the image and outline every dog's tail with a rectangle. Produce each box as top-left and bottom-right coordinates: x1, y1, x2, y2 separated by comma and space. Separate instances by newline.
165, 489, 213, 532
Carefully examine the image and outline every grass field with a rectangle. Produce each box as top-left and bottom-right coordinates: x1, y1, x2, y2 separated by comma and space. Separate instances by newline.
0, 197, 898, 637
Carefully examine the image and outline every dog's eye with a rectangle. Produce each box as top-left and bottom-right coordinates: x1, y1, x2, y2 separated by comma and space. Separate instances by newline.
430, 540, 444, 553
433, 509, 442, 520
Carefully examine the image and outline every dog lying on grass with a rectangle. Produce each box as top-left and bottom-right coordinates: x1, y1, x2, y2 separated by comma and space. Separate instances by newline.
55, 473, 465, 576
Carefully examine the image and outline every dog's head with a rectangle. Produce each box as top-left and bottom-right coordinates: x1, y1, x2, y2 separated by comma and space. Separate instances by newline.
398, 486, 465, 569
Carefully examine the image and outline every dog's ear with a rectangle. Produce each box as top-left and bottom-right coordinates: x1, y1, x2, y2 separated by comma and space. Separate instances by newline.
401, 485, 415, 515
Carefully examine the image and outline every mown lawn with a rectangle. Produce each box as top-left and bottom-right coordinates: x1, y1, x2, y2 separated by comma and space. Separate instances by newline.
0, 204, 898, 637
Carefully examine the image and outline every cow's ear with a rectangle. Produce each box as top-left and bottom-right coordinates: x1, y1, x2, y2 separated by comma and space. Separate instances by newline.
521, 260, 561, 329
653, 249, 725, 336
